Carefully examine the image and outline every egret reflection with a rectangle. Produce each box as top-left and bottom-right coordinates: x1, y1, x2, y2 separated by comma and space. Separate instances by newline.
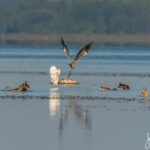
49, 89, 60, 117
59, 97, 91, 136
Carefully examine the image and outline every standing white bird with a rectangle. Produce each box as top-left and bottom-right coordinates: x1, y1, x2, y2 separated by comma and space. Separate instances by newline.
49, 66, 60, 85
60, 37, 93, 78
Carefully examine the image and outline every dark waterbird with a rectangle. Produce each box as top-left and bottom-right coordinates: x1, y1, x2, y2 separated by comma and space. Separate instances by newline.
118, 83, 130, 90
60, 37, 93, 78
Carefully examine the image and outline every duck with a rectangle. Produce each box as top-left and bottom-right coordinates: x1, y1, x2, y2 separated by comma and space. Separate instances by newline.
100, 87, 111, 91
5, 81, 30, 92
118, 83, 130, 90
141, 88, 148, 97
112, 88, 117, 91
5, 86, 10, 91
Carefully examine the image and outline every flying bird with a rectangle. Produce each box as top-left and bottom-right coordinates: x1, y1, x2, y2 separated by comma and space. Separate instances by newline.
60, 37, 93, 78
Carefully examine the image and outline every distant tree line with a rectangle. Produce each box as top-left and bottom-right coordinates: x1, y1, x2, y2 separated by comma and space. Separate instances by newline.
0, 0, 150, 34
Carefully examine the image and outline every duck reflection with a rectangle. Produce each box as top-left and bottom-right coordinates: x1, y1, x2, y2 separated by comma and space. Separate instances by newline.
142, 97, 147, 104
141, 88, 149, 104
49, 89, 60, 117
59, 97, 91, 136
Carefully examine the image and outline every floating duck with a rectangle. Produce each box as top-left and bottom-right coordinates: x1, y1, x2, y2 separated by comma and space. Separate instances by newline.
112, 88, 117, 91
5, 81, 30, 92
118, 83, 130, 90
100, 87, 111, 91
141, 88, 148, 97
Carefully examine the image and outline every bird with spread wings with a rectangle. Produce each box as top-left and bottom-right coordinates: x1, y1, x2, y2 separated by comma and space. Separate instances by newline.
60, 37, 93, 78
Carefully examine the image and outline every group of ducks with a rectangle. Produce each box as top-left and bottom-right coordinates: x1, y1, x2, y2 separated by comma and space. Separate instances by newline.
100, 83, 149, 97
100, 83, 130, 91
4, 80, 149, 98
60, 37, 149, 98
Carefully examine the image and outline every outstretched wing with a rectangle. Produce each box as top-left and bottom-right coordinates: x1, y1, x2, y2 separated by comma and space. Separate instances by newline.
73, 41, 93, 64
60, 37, 72, 63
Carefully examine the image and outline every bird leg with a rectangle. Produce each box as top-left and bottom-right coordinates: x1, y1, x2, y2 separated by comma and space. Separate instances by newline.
68, 69, 72, 78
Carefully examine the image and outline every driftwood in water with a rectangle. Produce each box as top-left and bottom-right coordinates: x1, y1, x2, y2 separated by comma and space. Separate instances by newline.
58, 78, 80, 85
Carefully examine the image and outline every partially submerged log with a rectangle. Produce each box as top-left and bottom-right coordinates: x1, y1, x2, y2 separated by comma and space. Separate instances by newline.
58, 78, 80, 85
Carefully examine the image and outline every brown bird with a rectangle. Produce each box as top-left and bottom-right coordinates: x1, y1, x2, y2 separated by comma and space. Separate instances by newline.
118, 83, 130, 90
100, 87, 111, 91
5, 81, 30, 92
141, 88, 148, 97
60, 37, 93, 78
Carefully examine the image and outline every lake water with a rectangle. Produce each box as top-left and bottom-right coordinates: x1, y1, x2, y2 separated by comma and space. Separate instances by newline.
0, 47, 150, 150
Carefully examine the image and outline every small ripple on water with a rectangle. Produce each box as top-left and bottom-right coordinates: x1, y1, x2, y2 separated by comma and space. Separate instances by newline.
0, 94, 140, 102
1, 71, 150, 77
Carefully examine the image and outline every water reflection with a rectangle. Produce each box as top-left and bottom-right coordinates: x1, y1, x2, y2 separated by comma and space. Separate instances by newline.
59, 97, 91, 136
49, 88, 60, 117
49, 89, 91, 149
142, 97, 147, 104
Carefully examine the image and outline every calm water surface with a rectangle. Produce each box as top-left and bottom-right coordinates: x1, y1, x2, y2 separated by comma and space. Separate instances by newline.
0, 47, 150, 150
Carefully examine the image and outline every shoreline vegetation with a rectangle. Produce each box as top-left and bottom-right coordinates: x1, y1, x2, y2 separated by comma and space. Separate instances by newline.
1, 34, 150, 47
1, 0, 150, 47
